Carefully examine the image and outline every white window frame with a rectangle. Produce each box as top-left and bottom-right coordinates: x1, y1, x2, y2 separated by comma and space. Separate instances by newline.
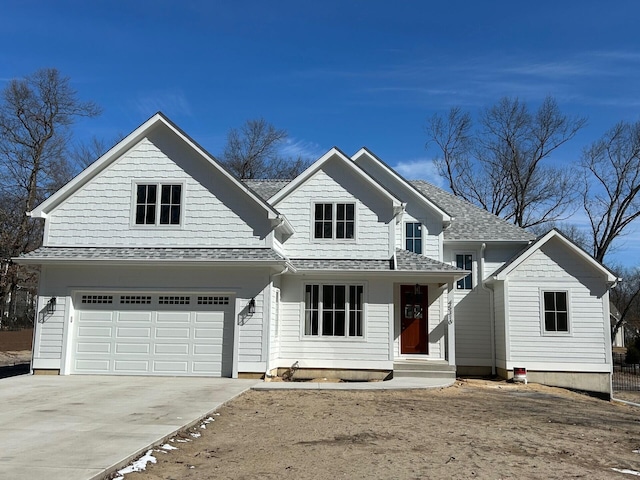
540, 289, 571, 336
312, 202, 356, 241
404, 222, 423, 254
454, 252, 474, 290
302, 282, 366, 339
131, 181, 185, 228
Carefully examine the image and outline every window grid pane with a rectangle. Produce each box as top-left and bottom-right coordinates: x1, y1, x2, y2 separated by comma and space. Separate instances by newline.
456, 254, 472, 290
543, 291, 568, 332
305, 284, 363, 337
405, 222, 422, 254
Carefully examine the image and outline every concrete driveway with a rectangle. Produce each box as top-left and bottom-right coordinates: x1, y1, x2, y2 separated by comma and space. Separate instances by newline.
0, 374, 258, 480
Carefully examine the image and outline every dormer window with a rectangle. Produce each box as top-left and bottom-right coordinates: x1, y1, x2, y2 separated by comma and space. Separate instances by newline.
135, 183, 182, 226
314, 203, 355, 239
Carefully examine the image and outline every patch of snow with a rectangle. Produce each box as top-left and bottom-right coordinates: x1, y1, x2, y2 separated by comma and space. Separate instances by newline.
190, 432, 201, 438
633, 450, 640, 454
200, 424, 206, 429
116, 449, 157, 476
161, 443, 178, 450
176, 438, 191, 443
613, 468, 640, 476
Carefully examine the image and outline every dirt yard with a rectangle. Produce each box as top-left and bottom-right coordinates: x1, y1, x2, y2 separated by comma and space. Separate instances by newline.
0, 328, 32, 366
120, 380, 640, 480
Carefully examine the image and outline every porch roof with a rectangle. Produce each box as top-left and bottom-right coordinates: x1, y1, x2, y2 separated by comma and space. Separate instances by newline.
290, 249, 467, 276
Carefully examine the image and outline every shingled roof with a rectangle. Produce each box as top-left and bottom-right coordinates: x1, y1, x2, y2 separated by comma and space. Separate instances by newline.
243, 179, 534, 243
16, 247, 287, 263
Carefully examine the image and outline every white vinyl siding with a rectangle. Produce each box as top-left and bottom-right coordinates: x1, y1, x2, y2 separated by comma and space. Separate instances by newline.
274, 167, 391, 259
505, 238, 610, 367
276, 276, 391, 369
46, 134, 270, 247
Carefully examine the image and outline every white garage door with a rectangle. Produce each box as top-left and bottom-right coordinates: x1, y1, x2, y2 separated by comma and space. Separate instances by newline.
71, 293, 234, 376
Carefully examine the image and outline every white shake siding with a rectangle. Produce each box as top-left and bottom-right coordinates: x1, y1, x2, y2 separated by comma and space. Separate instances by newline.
275, 166, 391, 259
399, 210, 441, 261
46, 134, 269, 247
506, 239, 609, 366
276, 276, 392, 369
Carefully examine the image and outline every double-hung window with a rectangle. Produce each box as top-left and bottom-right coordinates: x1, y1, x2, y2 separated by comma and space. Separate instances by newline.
542, 291, 569, 333
135, 183, 182, 226
304, 284, 364, 337
314, 203, 355, 239
405, 222, 422, 254
456, 253, 473, 290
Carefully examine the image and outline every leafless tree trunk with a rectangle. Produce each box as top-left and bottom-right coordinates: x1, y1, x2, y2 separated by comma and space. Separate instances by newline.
609, 265, 640, 345
427, 97, 586, 229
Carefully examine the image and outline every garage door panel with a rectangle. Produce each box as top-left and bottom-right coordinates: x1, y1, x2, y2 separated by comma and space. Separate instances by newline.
153, 361, 189, 373
118, 312, 153, 322
79, 311, 114, 322
194, 344, 222, 355
78, 326, 112, 338
75, 359, 111, 371
157, 312, 190, 323
115, 360, 150, 372
194, 328, 222, 339
72, 292, 233, 376
155, 327, 190, 339
116, 343, 150, 354
116, 327, 151, 338
195, 312, 224, 324
193, 362, 221, 374
154, 343, 190, 355
76, 342, 111, 354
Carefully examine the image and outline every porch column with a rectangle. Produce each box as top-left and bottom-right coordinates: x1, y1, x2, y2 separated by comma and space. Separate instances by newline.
447, 281, 456, 367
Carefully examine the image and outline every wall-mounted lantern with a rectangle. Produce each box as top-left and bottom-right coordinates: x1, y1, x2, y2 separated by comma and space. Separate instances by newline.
248, 298, 256, 315
46, 297, 56, 315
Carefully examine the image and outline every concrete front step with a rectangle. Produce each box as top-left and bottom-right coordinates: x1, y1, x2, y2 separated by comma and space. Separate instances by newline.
393, 361, 457, 379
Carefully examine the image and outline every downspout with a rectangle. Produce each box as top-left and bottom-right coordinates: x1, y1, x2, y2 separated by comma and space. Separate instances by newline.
480, 243, 496, 376
265, 264, 290, 378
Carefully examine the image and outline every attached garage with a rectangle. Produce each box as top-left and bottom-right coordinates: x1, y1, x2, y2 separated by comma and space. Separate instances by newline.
70, 292, 235, 377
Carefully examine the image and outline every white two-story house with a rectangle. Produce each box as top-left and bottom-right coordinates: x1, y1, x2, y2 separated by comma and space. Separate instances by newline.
16, 113, 618, 395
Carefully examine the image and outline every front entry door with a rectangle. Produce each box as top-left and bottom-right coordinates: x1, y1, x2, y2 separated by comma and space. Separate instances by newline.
400, 284, 428, 354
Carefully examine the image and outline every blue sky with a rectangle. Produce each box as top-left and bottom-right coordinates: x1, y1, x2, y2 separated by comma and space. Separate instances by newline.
2, 1, 640, 265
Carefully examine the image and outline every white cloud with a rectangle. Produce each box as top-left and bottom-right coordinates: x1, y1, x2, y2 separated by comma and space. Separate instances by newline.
132, 89, 192, 117
280, 137, 325, 160
392, 157, 444, 187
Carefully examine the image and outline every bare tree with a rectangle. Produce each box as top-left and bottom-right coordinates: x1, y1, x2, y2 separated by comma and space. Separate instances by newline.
609, 265, 640, 345
71, 134, 123, 170
427, 97, 586, 229
581, 121, 640, 263
0, 68, 100, 327
221, 118, 310, 179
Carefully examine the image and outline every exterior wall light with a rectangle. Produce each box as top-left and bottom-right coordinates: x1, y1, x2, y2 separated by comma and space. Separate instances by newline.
248, 298, 256, 315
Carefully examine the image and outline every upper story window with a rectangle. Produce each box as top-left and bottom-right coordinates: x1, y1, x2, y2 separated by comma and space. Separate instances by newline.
405, 222, 422, 254
542, 291, 569, 333
314, 203, 355, 239
456, 253, 473, 290
135, 183, 182, 226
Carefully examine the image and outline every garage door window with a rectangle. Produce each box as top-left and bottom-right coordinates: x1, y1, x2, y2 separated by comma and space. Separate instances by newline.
120, 295, 152, 304
159, 296, 191, 305
81, 295, 113, 304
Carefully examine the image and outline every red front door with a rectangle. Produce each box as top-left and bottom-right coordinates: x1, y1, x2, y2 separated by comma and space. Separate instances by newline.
400, 284, 428, 354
